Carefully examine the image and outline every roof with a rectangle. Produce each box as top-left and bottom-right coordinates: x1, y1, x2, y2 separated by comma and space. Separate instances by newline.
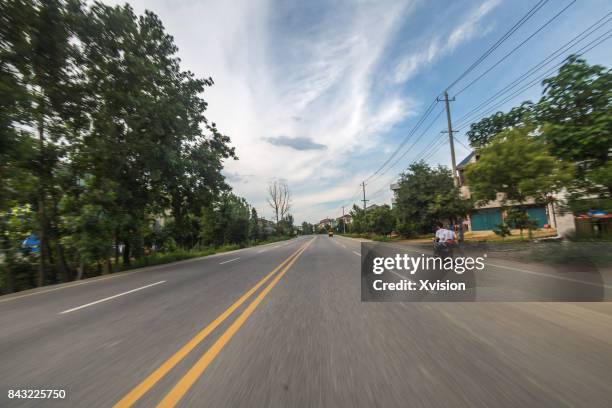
456, 151, 475, 169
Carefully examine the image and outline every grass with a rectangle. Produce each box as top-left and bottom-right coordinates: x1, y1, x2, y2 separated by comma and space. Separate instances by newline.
125, 236, 295, 271
527, 241, 612, 267
337, 233, 401, 242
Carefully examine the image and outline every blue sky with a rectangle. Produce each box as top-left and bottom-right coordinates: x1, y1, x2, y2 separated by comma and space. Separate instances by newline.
106, 0, 612, 223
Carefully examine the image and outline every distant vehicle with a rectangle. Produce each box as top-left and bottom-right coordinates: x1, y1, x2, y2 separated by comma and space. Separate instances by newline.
328, 230, 334, 237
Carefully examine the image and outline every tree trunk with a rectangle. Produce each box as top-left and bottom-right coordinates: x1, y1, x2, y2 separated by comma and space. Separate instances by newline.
37, 114, 47, 287
104, 257, 112, 275
51, 194, 70, 281
55, 242, 71, 282
2, 235, 15, 293
114, 232, 120, 272
123, 241, 130, 267
77, 259, 84, 280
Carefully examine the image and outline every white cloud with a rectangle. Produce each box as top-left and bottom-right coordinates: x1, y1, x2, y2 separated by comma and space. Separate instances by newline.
98, 0, 435, 222
393, 0, 501, 83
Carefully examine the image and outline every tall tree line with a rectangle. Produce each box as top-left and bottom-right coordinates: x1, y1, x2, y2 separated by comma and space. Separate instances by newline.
0, 0, 245, 293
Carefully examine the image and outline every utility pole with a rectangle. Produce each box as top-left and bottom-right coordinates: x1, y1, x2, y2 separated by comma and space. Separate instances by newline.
361, 181, 369, 210
341, 206, 346, 234
439, 90, 459, 186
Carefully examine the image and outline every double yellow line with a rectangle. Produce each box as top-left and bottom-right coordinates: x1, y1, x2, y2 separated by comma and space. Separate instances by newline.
114, 237, 314, 408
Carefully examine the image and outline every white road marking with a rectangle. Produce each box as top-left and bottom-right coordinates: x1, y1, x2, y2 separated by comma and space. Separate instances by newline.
352, 251, 361, 257
59, 281, 166, 314
389, 269, 410, 280
219, 257, 240, 265
486, 262, 612, 289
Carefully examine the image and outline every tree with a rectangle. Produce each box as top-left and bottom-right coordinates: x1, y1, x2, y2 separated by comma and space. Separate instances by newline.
334, 218, 346, 234
0, 1, 238, 294
349, 205, 367, 233
505, 207, 538, 239
464, 126, 573, 205
249, 207, 260, 242
277, 214, 294, 236
266, 180, 291, 226
536, 55, 612, 197
200, 193, 250, 247
394, 161, 471, 237
467, 102, 534, 148
366, 205, 395, 235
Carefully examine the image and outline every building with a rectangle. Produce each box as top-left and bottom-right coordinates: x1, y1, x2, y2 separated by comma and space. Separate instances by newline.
337, 213, 352, 225
317, 218, 333, 230
457, 151, 575, 235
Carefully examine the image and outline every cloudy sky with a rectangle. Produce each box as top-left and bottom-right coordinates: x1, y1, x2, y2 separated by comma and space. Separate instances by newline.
106, 0, 611, 223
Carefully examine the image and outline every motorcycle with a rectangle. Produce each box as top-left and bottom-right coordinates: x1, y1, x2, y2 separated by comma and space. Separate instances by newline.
433, 238, 456, 258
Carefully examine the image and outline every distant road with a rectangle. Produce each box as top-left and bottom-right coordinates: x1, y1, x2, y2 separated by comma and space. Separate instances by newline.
1, 235, 611, 407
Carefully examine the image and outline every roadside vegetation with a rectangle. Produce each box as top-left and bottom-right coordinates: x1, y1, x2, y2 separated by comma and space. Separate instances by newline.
0, 2, 296, 294
338, 55, 610, 241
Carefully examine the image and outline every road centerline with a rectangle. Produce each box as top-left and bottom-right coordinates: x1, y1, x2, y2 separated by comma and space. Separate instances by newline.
113, 239, 311, 408
59, 281, 166, 314
156, 237, 315, 407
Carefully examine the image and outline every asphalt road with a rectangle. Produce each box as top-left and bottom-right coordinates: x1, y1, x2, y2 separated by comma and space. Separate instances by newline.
1, 235, 611, 407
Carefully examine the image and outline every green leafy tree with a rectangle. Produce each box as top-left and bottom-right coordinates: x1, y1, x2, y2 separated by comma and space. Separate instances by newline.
249, 207, 260, 242
394, 161, 471, 237
334, 218, 346, 234
277, 214, 294, 236
301, 222, 313, 235
366, 205, 395, 235
200, 193, 250, 247
467, 102, 534, 148
0, 1, 238, 293
536, 55, 612, 197
505, 207, 538, 239
58, 176, 116, 278
464, 126, 573, 205
493, 223, 511, 239
349, 205, 367, 234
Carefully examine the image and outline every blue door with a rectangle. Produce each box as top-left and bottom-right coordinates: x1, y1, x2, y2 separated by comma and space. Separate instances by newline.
471, 209, 502, 231
526, 206, 548, 228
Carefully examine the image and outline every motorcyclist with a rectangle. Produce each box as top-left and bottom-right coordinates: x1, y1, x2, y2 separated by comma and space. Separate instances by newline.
434, 222, 456, 257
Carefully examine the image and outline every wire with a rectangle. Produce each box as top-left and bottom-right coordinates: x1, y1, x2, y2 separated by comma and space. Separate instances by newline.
453, 0, 576, 97
367, 106, 445, 184
445, 0, 549, 92
454, 13, 612, 127
454, 136, 471, 151
455, 30, 612, 131
367, 131, 447, 200
364, 99, 438, 183
368, 132, 450, 201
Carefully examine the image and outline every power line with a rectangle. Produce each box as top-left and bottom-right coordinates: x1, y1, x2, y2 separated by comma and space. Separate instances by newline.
338, 3, 610, 210
367, 106, 445, 184
454, 13, 612, 127
367, 131, 447, 200
355, 0, 559, 200
364, 99, 438, 182
445, 0, 550, 92
453, 0, 576, 97
368, 131, 449, 201
455, 30, 612, 131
